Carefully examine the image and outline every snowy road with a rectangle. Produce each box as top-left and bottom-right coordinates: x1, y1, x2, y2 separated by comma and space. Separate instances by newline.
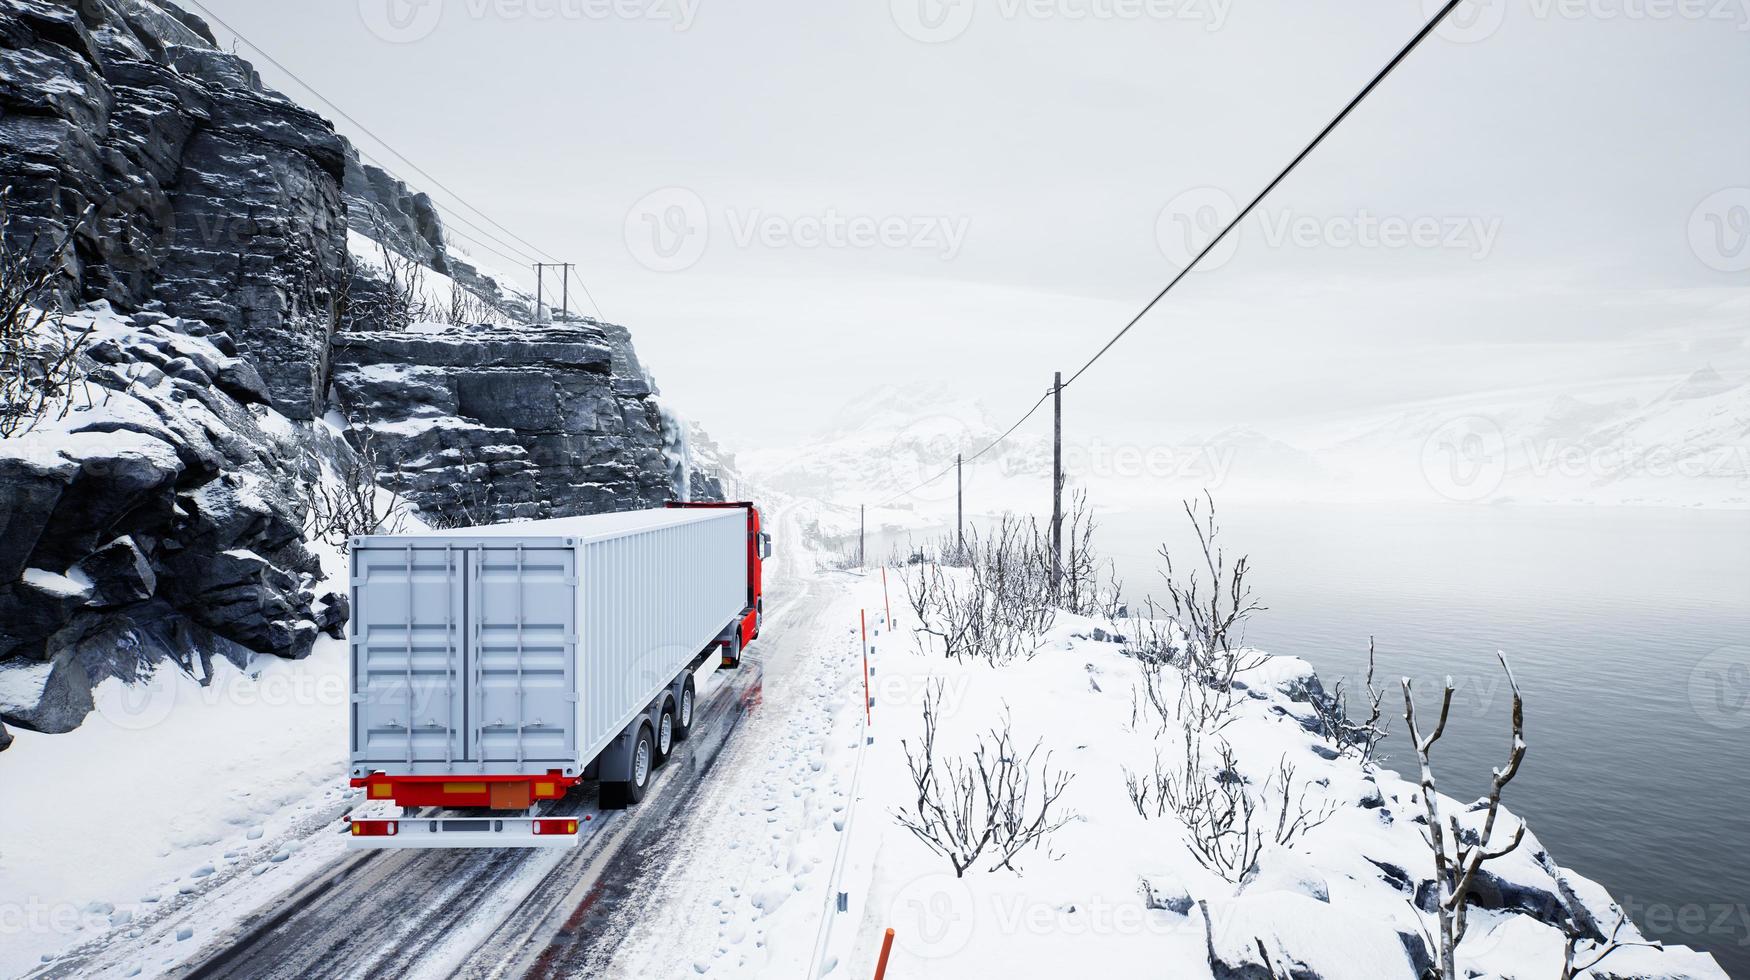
18, 512, 864, 980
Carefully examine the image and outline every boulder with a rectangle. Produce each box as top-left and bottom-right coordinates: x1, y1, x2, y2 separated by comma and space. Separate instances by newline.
165, 548, 316, 660
1243, 849, 1331, 904
0, 569, 95, 660
29, 431, 183, 570
0, 715, 11, 751
214, 357, 271, 405
0, 447, 79, 582
315, 591, 349, 640
1137, 871, 1194, 915
0, 655, 94, 734
72, 536, 156, 607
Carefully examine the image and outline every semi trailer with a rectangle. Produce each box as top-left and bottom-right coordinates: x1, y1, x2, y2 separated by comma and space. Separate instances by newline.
345, 502, 771, 847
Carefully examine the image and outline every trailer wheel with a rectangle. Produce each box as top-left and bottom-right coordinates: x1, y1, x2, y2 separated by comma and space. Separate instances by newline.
654, 699, 676, 765
720, 634, 742, 670
600, 723, 655, 809
673, 676, 697, 743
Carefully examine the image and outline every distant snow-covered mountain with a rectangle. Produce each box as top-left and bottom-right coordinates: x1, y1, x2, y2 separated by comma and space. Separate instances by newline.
1311, 368, 1750, 507
745, 371, 1750, 526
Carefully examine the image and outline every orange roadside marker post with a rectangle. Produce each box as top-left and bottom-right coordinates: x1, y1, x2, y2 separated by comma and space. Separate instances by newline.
873, 928, 896, 980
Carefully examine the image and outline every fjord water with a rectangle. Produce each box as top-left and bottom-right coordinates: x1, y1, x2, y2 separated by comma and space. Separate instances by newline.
1095, 504, 1750, 972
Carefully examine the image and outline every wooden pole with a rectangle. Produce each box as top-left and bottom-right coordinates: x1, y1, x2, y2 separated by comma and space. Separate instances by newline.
872, 928, 896, 980
956, 451, 963, 561
881, 566, 891, 626
1051, 371, 1063, 602
560, 263, 570, 319
859, 504, 866, 569
534, 264, 544, 323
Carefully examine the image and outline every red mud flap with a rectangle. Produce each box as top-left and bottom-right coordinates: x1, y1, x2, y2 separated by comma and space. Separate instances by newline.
347, 816, 585, 850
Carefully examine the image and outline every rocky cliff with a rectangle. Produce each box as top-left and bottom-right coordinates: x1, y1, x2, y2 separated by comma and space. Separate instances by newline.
0, 0, 348, 418
0, 0, 724, 742
332, 320, 711, 524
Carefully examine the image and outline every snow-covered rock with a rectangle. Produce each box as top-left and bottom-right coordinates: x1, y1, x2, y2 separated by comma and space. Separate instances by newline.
0, 310, 323, 735
331, 320, 719, 524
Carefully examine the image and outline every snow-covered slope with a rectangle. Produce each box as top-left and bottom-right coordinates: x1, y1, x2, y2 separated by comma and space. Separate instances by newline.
827, 571, 1728, 980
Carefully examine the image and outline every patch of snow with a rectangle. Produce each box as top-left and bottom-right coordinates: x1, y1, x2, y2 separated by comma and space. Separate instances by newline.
22, 567, 93, 600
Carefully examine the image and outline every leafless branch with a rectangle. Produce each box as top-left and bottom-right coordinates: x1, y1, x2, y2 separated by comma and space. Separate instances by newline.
1402, 651, 1528, 978
0, 188, 93, 438
893, 682, 1075, 877
1562, 910, 1662, 980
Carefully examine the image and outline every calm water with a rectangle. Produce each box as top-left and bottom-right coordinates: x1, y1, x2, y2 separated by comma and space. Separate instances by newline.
865, 504, 1750, 971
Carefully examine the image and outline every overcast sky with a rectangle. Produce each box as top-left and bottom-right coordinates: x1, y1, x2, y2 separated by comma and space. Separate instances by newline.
190, 0, 1747, 453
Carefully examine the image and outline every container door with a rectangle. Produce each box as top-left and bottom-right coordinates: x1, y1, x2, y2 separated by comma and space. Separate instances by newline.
469, 545, 578, 766
352, 546, 469, 766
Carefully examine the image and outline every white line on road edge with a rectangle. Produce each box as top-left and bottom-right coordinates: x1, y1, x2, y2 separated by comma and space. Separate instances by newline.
805, 622, 876, 979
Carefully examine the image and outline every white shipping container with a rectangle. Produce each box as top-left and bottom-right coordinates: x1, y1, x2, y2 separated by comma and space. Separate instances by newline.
349, 507, 748, 780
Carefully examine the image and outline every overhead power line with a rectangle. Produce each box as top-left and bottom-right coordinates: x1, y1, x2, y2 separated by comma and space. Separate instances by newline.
182, 0, 559, 274
877, 0, 1469, 507
567, 264, 607, 322
1063, 0, 1467, 390
185, 0, 614, 316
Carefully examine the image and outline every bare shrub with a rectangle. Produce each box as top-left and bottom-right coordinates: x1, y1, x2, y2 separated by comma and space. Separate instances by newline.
303, 427, 410, 553
1129, 735, 1260, 882
1265, 756, 1336, 849
0, 189, 92, 438
1127, 604, 1181, 735
1310, 636, 1391, 765
1155, 494, 1267, 729
894, 681, 1075, 877
904, 516, 1058, 666
344, 244, 432, 332
444, 280, 499, 326
1402, 652, 1528, 979
1059, 490, 1125, 620
1125, 737, 1332, 883
421, 479, 499, 530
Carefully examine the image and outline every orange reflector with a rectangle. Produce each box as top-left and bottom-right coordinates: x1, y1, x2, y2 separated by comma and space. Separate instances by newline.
535, 781, 557, 797
442, 782, 488, 795
369, 783, 393, 799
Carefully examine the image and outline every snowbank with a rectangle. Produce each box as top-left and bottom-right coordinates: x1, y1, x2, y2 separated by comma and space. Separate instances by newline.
826, 570, 1726, 979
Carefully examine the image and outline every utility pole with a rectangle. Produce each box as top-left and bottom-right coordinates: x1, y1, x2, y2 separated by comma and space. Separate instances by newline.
533, 264, 545, 323
859, 504, 866, 569
956, 452, 963, 562
532, 263, 575, 321
1051, 371, 1063, 602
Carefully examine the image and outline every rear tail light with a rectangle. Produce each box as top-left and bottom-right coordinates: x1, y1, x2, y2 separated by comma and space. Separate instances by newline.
351, 819, 399, 837
532, 819, 579, 836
